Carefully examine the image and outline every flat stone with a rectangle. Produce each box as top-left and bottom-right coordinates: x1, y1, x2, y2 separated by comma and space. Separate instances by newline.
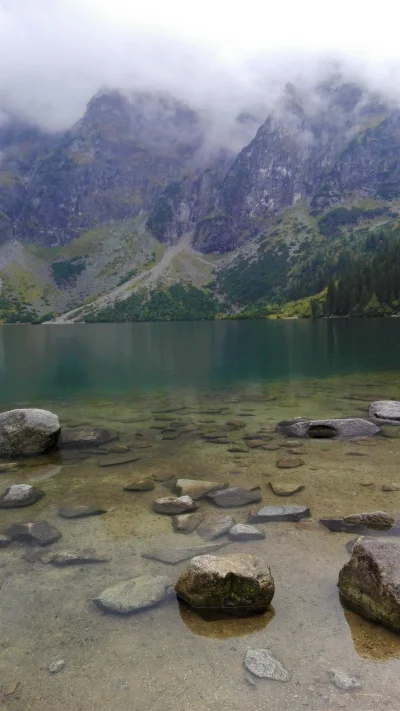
46, 550, 110, 566
141, 541, 229, 564
229, 524, 265, 541
202, 430, 229, 440
197, 514, 234, 541
49, 659, 65, 674
59, 427, 116, 448
0, 534, 11, 548
276, 457, 304, 469
172, 513, 204, 534
175, 553, 274, 616
369, 400, 400, 425
380, 425, 400, 438
0, 462, 20, 472
382, 483, 400, 492
124, 479, 155, 492
244, 649, 290, 682
104, 444, 131, 454
282, 440, 303, 448
321, 512, 395, 533
5, 521, 62, 546
98, 455, 141, 467
153, 495, 198, 515
262, 443, 281, 451
228, 444, 249, 453
246, 440, 269, 449
226, 419, 247, 429
268, 481, 305, 496
248, 505, 310, 523
276, 418, 379, 439
59, 505, 107, 519
94, 575, 173, 614
0, 408, 61, 457
0, 484, 43, 508
207, 487, 262, 508
328, 669, 362, 692
175, 479, 228, 500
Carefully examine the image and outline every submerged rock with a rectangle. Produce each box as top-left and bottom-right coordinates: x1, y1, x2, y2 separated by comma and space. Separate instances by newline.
328, 669, 362, 692
5, 521, 62, 546
152, 495, 198, 515
197, 514, 234, 541
380, 426, 400, 438
175, 553, 274, 616
123, 479, 155, 492
276, 418, 379, 439
141, 541, 229, 564
49, 659, 65, 674
369, 400, 400, 425
338, 537, 400, 632
276, 457, 304, 469
248, 505, 310, 523
206, 487, 262, 508
98, 455, 140, 467
58, 427, 116, 448
321, 511, 394, 533
0, 534, 11, 548
172, 513, 204, 534
244, 649, 290, 681
0, 484, 43, 508
268, 481, 304, 496
46, 550, 110, 566
229, 524, 265, 541
59, 505, 106, 519
94, 575, 173, 614
175, 479, 227, 500
0, 408, 60, 457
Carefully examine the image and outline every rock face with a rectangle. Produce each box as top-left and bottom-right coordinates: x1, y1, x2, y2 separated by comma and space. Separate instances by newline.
94, 574, 173, 614
369, 400, 400, 425
276, 418, 379, 439
5, 521, 62, 546
338, 537, 400, 632
0, 409, 60, 457
0, 485, 43, 508
248, 505, 310, 523
152, 495, 198, 515
244, 649, 290, 681
175, 479, 227, 500
206, 487, 262, 508
175, 553, 275, 615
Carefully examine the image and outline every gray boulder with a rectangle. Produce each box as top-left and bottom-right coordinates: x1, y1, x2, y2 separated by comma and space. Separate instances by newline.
94, 575, 173, 614
338, 537, 400, 632
0, 409, 60, 457
276, 418, 379, 439
369, 401, 400, 425
175, 553, 274, 616
0, 484, 43, 508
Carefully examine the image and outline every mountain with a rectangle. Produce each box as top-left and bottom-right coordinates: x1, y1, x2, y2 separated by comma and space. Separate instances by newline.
1, 79, 400, 323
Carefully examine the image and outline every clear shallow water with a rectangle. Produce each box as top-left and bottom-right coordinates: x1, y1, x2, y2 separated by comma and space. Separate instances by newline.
1, 321, 400, 710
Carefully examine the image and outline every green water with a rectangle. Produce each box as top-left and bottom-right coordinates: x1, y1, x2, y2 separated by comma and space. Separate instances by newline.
1, 320, 400, 711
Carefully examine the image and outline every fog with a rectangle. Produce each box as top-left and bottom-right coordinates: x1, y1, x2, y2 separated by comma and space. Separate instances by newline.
1, 0, 400, 153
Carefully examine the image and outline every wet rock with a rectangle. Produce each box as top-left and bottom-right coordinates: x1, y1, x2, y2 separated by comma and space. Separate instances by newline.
98, 455, 141, 467
328, 669, 362, 692
248, 505, 310, 523
0, 534, 11, 548
46, 550, 110, 566
104, 444, 130, 454
268, 481, 304, 496
124, 479, 155, 492
172, 513, 204, 534
59, 427, 116, 448
321, 511, 395, 533
94, 575, 173, 614
360, 481, 374, 487
228, 443, 249, 453
141, 541, 229, 564
229, 524, 265, 541
197, 514, 234, 541
346, 451, 367, 457
246, 440, 269, 449
162, 431, 180, 440
49, 659, 65, 674
0, 484, 43, 508
281, 439, 303, 448
262, 443, 281, 451
202, 430, 229, 441
5, 521, 62, 546
21, 548, 44, 563
59, 505, 107, 519
380, 425, 400, 438
369, 400, 400, 425
175, 553, 274, 616
226, 419, 246, 429
206, 487, 262, 508
276, 418, 379, 439
382, 483, 400, 492
0, 408, 61, 457
338, 537, 400, 632
276, 457, 304, 469
4, 681, 20, 696
244, 649, 290, 682
0, 462, 20, 472
175, 479, 228, 500
152, 495, 198, 515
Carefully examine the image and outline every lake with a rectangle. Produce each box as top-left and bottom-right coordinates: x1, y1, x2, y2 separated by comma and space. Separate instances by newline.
0, 319, 400, 711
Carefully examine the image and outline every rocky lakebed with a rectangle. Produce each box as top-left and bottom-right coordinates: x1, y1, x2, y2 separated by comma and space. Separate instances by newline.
1, 380, 400, 711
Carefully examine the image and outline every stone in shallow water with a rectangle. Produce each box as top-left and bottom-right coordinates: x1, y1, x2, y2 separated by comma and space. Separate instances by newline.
268, 481, 304, 497
175, 553, 274, 615
206, 487, 262, 508
141, 541, 229, 564
244, 649, 290, 681
98, 455, 141, 467
276, 457, 304, 469
248, 505, 310, 523
229, 524, 265, 541
94, 575, 173, 614
123, 479, 155, 492
59, 427, 116, 448
381, 483, 400, 492
175, 479, 228, 500
246, 440, 269, 449
46, 550, 110, 566
369, 400, 400, 425
49, 659, 65, 674
228, 444, 249, 453
0, 408, 61, 457
328, 668, 362, 692
104, 444, 131, 454
276, 418, 379, 439
343, 511, 394, 530
172, 513, 204, 534
197, 514, 234, 541
0, 534, 11, 548
0, 484, 43, 508
380, 425, 400, 438
59, 505, 106, 519
5, 521, 62, 546
152, 495, 198, 515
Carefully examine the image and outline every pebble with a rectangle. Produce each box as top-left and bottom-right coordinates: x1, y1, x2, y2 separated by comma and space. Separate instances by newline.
49, 660, 66, 674
94, 575, 173, 614
141, 541, 229, 564
328, 669, 362, 692
0, 534, 12, 548
244, 649, 290, 682
248, 505, 310, 523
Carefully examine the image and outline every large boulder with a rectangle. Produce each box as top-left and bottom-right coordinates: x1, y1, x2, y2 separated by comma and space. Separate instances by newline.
338, 537, 400, 632
276, 418, 379, 439
369, 401, 400, 425
0, 409, 60, 457
175, 553, 274, 616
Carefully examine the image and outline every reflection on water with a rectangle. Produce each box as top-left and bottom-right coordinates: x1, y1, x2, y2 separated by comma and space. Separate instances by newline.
1, 323, 400, 709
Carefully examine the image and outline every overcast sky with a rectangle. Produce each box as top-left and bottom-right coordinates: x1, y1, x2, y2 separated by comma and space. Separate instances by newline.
0, 0, 399, 133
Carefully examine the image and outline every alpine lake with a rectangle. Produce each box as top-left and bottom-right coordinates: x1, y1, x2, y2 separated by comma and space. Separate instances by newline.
1, 319, 400, 711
